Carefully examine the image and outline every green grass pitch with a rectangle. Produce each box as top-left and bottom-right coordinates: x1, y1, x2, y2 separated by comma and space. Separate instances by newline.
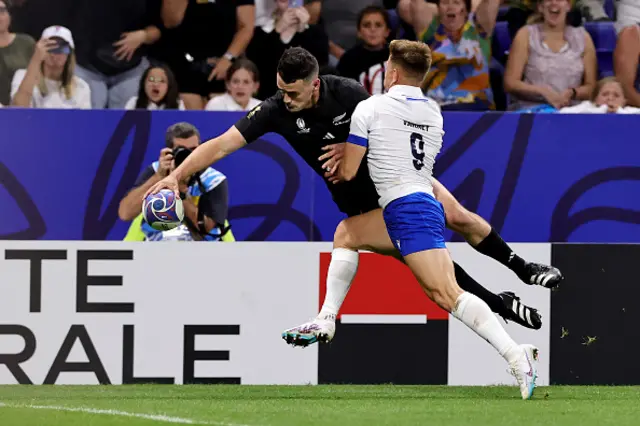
1, 385, 639, 425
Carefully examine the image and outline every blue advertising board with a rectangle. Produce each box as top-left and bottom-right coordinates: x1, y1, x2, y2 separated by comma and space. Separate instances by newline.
0, 109, 639, 242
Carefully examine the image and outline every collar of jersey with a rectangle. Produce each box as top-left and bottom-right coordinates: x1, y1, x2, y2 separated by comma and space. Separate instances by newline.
387, 84, 425, 99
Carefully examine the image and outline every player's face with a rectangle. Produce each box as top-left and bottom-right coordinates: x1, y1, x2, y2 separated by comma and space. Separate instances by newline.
0, 1, 10, 34
538, 0, 570, 27
438, 0, 467, 32
594, 81, 626, 112
277, 73, 318, 112
357, 12, 390, 49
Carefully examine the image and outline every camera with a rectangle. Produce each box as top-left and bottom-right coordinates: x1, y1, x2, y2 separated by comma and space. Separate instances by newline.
173, 146, 193, 168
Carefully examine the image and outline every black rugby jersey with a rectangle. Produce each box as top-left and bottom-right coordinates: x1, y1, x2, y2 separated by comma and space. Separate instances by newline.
234, 75, 380, 216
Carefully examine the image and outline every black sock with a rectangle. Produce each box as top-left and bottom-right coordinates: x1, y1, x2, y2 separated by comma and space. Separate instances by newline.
453, 262, 507, 316
474, 228, 528, 278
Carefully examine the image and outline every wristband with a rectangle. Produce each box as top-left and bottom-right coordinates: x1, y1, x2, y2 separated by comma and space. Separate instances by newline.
179, 191, 186, 200
223, 52, 235, 62
570, 88, 577, 100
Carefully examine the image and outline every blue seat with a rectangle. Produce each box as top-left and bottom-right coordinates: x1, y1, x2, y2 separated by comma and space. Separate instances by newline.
387, 8, 401, 34
584, 21, 617, 51
597, 50, 615, 78
494, 21, 512, 57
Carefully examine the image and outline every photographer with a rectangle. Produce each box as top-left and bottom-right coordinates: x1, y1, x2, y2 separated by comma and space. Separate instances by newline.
118, 122, 232, 241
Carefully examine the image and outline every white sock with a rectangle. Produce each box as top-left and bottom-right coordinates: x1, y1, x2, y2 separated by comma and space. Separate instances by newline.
452, 292, 522, 363
318, 248, 359, 320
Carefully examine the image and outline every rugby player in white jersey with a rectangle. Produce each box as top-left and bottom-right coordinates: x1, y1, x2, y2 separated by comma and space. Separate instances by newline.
336, 39, 538, 399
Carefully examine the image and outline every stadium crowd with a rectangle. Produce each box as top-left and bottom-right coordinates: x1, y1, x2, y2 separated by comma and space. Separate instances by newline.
1, 0, 639, 113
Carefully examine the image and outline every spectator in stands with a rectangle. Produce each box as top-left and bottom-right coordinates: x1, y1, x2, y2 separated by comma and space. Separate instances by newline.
0, 0, 34, 107
323, 0, 385, 65
613, 23, 640, 107
205, 58, 261, 111
161, 0, 255, 110
255, 0, 322, 27
11, 25, 91, 109
614, 0, 640, 33
247, 0, 328, 99
504, 0, 608, 40
409, 0, 500, 110
504, 0, 597, 111
560, 76, 640, 113
125, 63, 184, 110
337, 5, 391, 95
67, 0, 161, 110
119, 122, 234, 242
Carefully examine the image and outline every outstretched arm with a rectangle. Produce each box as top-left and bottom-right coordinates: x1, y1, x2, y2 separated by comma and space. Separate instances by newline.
145, 126, 246, 198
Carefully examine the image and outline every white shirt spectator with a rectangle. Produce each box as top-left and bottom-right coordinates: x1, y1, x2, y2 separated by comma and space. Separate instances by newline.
254, 0, 278, 30
205, 93, 261, 111
124, 96, 186, 110
10, 69, 91, 109
615, 0, 640, 33
559, 100, 640, 114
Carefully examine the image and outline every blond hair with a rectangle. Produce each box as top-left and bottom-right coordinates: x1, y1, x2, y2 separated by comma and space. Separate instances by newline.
592, 76, 622, 101
389, 39, 432, 82
38, 51, 77, 100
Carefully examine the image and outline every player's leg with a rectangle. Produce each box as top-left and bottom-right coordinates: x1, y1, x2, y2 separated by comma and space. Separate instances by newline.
282, 210, 541, 346
432, 178, 563, 288
282, 210, 395, 347
386, 193, 537, 400
403, 248, 538, 400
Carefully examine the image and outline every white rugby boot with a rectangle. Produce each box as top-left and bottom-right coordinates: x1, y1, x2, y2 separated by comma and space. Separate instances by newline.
509, 344, 539, 400
281, 316, 336, 347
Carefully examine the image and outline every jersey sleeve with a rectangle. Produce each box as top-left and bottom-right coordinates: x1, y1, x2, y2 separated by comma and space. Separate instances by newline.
346, 98, 375, 147
233, 97, 278, 144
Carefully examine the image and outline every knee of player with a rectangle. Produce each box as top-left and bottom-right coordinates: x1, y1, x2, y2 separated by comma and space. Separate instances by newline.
333, 219, 360, 250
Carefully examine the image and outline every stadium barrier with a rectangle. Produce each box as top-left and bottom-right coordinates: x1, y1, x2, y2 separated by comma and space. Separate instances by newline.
2, 241, 636, 386
0, 109, 639, 243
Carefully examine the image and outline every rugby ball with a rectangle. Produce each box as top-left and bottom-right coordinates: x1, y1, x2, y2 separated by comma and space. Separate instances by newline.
142, 189, 184, 231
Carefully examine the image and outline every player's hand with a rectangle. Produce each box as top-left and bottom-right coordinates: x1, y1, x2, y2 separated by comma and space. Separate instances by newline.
319, 143, 345, 171
156, 148, 173, 178
145, 174, 180, 199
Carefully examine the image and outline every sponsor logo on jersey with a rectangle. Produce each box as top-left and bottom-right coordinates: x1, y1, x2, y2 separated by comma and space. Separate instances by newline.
333, 112, 350, 126
296, 118, 310, 134
247, 105, 261, 119
323, 132, 335, 140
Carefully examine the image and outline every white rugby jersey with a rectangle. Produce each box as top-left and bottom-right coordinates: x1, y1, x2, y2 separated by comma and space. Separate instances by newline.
346, 85, 445, 209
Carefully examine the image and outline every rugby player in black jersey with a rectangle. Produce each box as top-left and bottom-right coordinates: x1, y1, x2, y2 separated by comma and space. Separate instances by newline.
146, 47, 563, 345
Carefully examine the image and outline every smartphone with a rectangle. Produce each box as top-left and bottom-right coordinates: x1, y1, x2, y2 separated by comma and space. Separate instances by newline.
289, 0, 303, 7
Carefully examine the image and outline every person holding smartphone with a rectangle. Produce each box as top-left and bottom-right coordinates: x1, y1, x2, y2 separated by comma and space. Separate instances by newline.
246, 0, 328, 99
10, 25, 91, 109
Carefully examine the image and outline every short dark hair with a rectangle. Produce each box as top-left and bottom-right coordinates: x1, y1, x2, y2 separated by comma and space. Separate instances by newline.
165, 122, 201, 148
277, 47, 319, 84
389, 39, 432, 81
357, 5, 391, 30
226, 57, 260, 84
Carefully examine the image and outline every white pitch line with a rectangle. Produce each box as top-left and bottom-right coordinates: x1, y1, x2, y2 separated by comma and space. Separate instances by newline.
0, 402, 255, 426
